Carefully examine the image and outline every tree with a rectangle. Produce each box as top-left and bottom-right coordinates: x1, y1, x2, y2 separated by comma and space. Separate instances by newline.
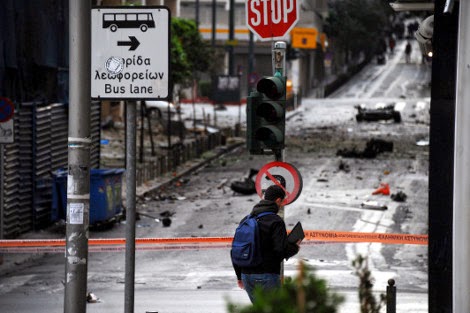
325, 0, 393, 63
171, 18, 213, 89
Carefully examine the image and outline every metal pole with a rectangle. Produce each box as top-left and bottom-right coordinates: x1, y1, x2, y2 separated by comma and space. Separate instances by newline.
454, 1, 470, 312
386, 279, 396, 313
228, 0, 235, 75
0, 145, 4, 241
211, 0, 216, 48
64, 1, 91, 313
195, 0, 200, 30
125, 102, 137, 313
139, 102, 144, 163
248, 31, 254, 93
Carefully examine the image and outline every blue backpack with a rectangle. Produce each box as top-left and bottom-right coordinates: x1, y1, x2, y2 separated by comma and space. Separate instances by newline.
231, 212, 274, 267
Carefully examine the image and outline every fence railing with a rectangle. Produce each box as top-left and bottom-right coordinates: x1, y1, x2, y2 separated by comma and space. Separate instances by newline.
134, 132, 224, 187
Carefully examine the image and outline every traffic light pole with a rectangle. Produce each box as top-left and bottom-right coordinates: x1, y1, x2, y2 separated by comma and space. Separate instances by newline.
246, 41, 287, 158
272, 41, 286, 162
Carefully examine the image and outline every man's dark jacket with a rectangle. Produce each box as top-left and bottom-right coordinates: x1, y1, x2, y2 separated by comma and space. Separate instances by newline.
232, 199, 299, 280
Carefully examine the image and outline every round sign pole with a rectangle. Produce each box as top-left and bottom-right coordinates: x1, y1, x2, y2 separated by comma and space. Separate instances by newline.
255, 161, 303, 282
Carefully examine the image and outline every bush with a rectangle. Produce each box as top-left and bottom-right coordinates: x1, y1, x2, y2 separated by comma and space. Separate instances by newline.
227, 262, 344, 313
352, 255, 386, 313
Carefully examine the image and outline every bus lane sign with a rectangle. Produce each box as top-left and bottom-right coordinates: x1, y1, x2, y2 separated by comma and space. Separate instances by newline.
91, 7, 170, 100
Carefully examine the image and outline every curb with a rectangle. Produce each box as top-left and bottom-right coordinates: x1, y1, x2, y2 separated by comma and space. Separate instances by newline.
134, 140, 245, 198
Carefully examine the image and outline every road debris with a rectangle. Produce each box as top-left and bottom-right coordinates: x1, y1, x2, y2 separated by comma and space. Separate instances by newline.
337, 139, 394, 158
372, 183, 390, 195
361, 200, 388, 211
230, 168, 258, 195
391, 191, 407, 202
86, 292, 100, 303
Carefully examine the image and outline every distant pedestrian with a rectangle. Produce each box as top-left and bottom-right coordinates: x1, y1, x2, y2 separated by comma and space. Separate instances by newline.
231, 185, 301, 303
389, 37, 396, 54
405, 41, 412, 63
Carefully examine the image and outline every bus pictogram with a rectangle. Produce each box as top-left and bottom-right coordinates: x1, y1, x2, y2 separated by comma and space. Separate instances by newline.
103, 12, 155, 32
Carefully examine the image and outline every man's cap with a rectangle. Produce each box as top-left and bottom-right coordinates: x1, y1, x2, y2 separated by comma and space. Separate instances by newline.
264, 185, 286, 201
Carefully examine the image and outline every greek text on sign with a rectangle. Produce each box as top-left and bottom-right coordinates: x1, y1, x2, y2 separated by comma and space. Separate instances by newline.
246, 0, 299, 41
255, 161, 303, 205
91, 7, 170, 100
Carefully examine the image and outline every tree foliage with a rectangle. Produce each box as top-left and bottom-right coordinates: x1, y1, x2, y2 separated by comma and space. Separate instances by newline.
352, 255, 386, 313
325, 0, 393, 61
171, 18, 213, 87
227, 262, 344, 313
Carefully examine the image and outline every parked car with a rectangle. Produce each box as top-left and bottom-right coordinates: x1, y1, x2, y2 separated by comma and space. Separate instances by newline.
145, 100, 186, 137
144, 100, 177, 121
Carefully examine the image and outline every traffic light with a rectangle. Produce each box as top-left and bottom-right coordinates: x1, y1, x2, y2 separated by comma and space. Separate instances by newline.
246, 74, 286, 155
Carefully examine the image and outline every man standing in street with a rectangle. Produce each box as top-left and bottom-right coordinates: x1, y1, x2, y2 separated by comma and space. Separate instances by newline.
231, 185, 301, 303
405, 41, 412, 63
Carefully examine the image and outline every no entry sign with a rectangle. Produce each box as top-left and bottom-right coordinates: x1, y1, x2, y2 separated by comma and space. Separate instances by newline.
255, 161, 303, 205
0, 97, 14, 123
246, 0, 300, 41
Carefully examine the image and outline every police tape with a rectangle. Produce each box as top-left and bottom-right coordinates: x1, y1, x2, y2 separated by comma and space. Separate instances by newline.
305, 230, 428, 245
0, 231, 428, 253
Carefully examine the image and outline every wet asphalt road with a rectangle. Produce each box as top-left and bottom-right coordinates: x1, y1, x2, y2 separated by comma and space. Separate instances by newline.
0, 39, 430, 313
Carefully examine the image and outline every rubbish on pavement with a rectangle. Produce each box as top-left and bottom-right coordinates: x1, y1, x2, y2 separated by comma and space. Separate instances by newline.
416, 139, 429, 146
338, 160, 351, 173
372, 183, 390, 195
162, 217, 172, 227
230, 168, 258, 195
160, 210, 174, 217
337, 138, 393, 159
86, 292, 100, 303
391, 191, 407, 202
361, 200, 388, 211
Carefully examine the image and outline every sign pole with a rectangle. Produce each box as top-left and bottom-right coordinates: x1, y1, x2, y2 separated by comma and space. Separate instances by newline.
0, 144, 4, 241
125, 101, 137, 313
64, 1, 91, 312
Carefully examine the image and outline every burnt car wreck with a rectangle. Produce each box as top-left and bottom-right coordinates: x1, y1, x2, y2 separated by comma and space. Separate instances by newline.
355, 104, 401, 123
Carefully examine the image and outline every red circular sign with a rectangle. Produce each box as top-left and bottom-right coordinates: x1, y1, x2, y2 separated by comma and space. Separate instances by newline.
246, 0, 299, 41
0, 97, 14, 123
255, 161, 303, 205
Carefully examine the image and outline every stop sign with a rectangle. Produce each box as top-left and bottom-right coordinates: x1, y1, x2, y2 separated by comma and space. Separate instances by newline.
246, 0, 299, 41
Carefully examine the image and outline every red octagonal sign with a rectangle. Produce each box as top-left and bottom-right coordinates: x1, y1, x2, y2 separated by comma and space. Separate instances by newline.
246, 0, 299, 41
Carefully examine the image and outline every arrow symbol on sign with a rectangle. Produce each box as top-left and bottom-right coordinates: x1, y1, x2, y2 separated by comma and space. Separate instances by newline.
117, 36, 140, 51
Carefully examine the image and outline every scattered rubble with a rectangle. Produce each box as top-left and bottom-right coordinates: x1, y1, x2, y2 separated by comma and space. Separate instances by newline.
391, 191, 407, 202
86, 292, 100, 303
361, 200, 388, 211
230, 168, 258, 195
337, 139, 394, 158
338, 160, 351, 173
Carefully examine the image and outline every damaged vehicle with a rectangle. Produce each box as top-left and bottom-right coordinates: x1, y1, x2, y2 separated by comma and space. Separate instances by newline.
355, 104, 401, 123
